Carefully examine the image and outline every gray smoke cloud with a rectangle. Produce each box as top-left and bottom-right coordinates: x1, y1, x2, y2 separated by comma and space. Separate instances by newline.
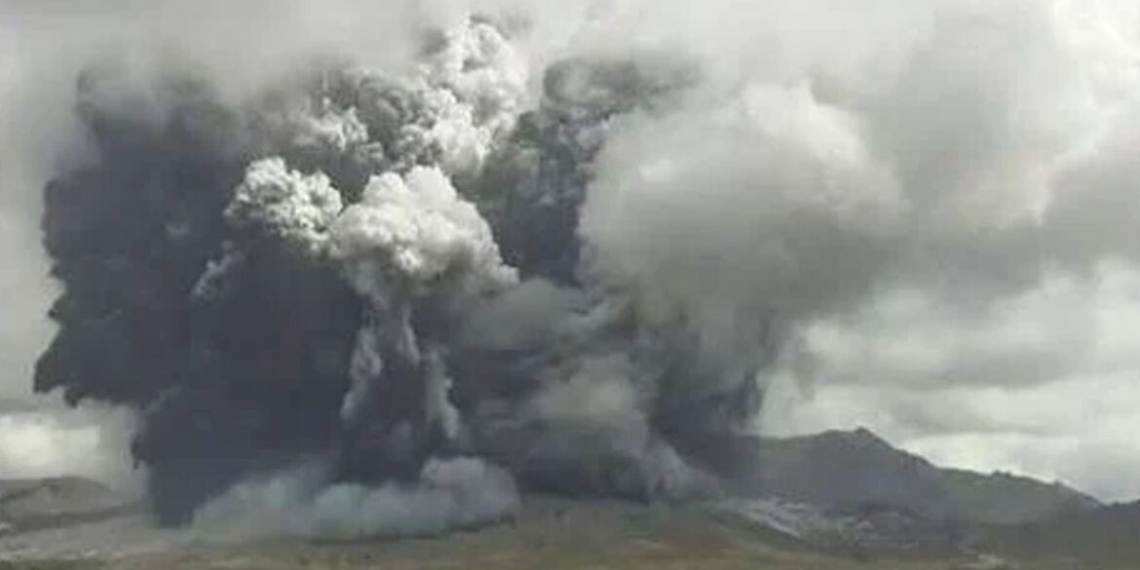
4, 0, 1140, 536
193, 456, 518, 539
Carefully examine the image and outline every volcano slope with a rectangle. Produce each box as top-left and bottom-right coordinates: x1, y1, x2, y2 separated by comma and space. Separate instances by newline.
1, 493, 1133, 570
0, 499, 998, 570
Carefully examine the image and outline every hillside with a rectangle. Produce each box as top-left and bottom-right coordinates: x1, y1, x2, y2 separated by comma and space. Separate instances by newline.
941, 468, 1100, 525
0, 498, 1023, 570
0, 477, 138, 535
978, 499, 1140, 567
5, 497, 1135, 570
675, 428, 1099, 525
0, 431, 1121, 569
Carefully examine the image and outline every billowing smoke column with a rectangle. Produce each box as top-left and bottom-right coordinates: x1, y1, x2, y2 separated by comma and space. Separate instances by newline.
34, 0, 1140, 531
35, 19, 748, 528
18, 0, 1140, 517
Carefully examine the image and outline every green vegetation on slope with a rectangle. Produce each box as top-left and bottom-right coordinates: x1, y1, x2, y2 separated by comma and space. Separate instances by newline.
5, 499, 1109, 570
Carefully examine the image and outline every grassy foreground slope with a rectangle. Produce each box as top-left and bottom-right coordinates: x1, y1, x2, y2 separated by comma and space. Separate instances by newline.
3, 499, 1119, 570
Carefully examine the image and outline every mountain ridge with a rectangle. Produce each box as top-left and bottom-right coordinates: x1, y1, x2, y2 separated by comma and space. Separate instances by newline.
673, 427, 1100, 526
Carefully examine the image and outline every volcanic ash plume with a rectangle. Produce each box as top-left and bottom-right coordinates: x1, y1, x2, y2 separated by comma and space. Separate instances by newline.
34, 17, 742, 531
36, 0, 1140, 534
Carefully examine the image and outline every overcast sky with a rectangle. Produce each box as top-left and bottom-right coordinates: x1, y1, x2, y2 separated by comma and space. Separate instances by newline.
4, 0, 1140, 502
